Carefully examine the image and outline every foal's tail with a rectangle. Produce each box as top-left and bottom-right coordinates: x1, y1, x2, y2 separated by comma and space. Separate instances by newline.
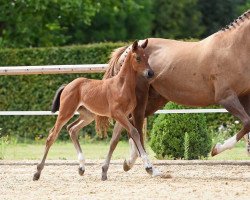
51, 85, 66, 113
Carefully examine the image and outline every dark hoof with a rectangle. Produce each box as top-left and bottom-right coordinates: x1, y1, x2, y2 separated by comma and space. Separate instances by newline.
33, 172, 40, 181
101, 174, 108, 181
211, 145, 218, 157
123, 159, 131, 172
78, 167, 85, 176
101, 166, 108, 181
145, 167, 153, 175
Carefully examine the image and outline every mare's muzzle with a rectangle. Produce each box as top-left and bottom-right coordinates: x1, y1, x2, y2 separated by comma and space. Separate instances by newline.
144, 69, 154, 79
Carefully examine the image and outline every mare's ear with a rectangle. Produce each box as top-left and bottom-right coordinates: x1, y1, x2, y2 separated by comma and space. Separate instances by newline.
132, 40, 138, 52
141, 39, 148, 49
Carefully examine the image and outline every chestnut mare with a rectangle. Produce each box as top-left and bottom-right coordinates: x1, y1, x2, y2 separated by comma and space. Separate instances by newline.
33, 40, 155, 181
64, 10, 250, 180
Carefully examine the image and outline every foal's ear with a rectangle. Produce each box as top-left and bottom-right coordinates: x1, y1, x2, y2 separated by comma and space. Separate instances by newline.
141, 39, 148, 49
132, 40, 138, 52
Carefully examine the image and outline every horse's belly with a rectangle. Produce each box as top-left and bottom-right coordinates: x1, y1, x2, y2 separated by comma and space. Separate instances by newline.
167, 92, 214, 107
152, 78, 215, 107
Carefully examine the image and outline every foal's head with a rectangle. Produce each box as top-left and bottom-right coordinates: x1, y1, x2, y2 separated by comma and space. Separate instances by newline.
130, 39, 154, 79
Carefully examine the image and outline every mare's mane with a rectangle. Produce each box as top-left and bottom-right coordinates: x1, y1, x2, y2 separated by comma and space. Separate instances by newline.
221, 10, 250, 31
103, 46, 128, 79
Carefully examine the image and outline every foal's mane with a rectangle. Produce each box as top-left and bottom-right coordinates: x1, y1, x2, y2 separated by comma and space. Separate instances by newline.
103, 46, 128, 79
221, 10, 250, 31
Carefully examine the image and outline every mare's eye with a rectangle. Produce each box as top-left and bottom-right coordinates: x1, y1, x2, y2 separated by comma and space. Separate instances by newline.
136, 56, 141, 63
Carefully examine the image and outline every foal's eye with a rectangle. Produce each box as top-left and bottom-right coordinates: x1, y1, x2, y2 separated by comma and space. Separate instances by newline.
136, 56, 141, 63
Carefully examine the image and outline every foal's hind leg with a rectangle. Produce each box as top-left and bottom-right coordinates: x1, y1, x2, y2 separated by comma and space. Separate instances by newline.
67, 107, 94, 175
33, 95, 79, 180
212, 92, 250, 156
33, 112, 74, 180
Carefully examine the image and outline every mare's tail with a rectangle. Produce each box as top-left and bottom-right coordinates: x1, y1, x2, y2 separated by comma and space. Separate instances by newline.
51, 85, 66, 113
95, 116, 110, 138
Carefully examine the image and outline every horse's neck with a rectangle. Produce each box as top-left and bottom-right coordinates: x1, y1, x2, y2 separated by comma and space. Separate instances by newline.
231, 19, 250, 49
242, 20, 250, 46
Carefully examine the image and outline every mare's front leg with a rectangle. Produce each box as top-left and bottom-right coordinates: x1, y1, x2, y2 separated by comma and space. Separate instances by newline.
101, 122, 122, 180
113, 112, 154, 173
123, 79, 149, 172
67, 106, 94, 175
124, 86, 168, 176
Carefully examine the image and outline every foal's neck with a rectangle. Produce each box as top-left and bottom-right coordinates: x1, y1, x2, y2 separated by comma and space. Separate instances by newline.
115, 52, 137, 89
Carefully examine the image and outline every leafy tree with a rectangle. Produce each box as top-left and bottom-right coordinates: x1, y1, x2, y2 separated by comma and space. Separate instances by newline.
152, 0, 205, 39
81, 0, 153, 43
0, 0, 153, 48
197, 0, 244, 37
0, 0, 100, 48
237, 0, 250, 13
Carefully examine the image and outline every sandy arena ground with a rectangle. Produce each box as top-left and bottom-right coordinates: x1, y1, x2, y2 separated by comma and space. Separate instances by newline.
0, 160, 249, 200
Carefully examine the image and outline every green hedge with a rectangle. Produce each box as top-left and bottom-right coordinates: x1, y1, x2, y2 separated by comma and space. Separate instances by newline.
0, 42, 126, 140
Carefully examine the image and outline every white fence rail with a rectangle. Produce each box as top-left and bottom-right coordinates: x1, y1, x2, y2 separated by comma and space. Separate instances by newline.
0, 109, 228, 116
0, 64, 107, 75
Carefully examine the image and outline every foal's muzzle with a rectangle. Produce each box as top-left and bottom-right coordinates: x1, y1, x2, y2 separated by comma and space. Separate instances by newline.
144, 69, 154, 79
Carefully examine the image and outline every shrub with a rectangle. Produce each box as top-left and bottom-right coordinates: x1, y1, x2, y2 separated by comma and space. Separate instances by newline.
150, 102, 212, 159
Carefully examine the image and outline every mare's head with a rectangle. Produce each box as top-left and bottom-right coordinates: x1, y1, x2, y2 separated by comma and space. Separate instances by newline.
130, 39, 154, 79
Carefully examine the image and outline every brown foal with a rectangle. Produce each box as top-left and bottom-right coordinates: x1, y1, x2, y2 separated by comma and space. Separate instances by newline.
33, 40, 154, 181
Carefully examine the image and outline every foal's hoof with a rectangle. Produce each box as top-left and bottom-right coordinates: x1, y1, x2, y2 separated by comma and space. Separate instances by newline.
211, 144, 219, 157
33, 172, 41, 181
78, 167, 85, 176
145, 167, 153, 175
123, 159, 131, 172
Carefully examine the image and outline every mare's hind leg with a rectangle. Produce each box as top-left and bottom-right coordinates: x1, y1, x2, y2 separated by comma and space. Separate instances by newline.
67, 106, 94, 176
212, 92, 250, 156
239, 94, 250, 154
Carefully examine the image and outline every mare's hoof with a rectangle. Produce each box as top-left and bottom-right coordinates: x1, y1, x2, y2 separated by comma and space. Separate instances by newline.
101, 166, 108, 181
33, 172, 40, 181
123, 159, 131, 172
78, 167, 85, 176
211, 144, 219, 157
145, 167, 153, 175
101, 174, 108, 181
